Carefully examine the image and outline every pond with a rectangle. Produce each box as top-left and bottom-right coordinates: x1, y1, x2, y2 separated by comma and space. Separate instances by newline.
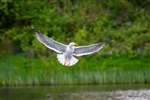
0, 84, 150, 100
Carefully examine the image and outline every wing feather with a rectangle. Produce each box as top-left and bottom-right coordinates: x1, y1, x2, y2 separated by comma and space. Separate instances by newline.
35, 32, 66, 53
74, 43, 104, 56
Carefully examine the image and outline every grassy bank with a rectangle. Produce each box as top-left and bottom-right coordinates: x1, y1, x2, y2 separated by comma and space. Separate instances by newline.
0, 54, 150, 85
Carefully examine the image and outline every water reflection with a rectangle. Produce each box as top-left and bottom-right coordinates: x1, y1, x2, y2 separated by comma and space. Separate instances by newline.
0, 84, 150, 100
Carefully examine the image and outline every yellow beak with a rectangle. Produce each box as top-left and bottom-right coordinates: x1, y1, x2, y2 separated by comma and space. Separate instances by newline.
75, 43, 78, 47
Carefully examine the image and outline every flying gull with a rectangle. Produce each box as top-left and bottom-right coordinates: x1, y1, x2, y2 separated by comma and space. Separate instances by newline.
35, 32, 105, 66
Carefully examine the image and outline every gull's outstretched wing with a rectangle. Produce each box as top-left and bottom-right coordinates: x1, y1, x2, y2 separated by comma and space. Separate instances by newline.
74, 43, 104, 56
36, 32, 66, 53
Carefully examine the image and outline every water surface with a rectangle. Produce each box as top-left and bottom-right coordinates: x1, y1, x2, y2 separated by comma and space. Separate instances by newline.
0, 84, 150, 100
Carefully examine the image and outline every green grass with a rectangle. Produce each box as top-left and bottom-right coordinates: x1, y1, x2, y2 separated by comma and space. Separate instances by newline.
0, 54, 150, 85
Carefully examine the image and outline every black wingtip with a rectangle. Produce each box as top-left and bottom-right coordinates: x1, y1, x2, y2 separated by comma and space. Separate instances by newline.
101, 42, 105, 47
35, 32, 45, 40
97, 42, 105, 48
35, 31, 43, 36
35, 31, 41, 34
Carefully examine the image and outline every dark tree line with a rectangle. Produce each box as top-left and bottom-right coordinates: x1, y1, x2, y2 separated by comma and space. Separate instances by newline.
0, 0, 150, 57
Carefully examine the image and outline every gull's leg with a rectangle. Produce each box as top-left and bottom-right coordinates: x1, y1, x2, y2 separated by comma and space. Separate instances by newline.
64, 58, 70, 66
64, 58, 67, 66
66, 59, 69, 66
67, 60, 70, 66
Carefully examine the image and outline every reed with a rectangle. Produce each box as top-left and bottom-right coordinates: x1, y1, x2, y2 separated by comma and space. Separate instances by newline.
0, 54, 149, 85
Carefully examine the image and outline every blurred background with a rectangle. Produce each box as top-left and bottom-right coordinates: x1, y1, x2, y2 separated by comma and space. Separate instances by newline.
0, 0, 150, 85
1, 0, 150, 57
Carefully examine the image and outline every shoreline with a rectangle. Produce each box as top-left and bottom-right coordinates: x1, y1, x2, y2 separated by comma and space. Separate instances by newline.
0, 54, 149, 85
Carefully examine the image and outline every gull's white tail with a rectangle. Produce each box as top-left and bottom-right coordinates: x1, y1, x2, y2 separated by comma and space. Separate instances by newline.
57, 54, 78, 66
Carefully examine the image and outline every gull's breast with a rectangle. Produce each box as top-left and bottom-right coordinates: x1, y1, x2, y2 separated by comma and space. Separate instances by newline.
57, 54, 78, 66
56, 45, 78, 66
64, 46, 74, 58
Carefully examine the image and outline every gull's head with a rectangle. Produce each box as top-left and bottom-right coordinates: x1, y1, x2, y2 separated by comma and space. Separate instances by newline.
69, 42, 77, 46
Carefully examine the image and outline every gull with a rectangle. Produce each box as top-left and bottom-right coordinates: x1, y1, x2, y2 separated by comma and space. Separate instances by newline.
35, 32, 105, 66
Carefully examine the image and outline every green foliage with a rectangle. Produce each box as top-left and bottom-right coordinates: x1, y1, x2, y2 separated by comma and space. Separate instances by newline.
1, 0, 150, 85
0, 0, 150, 56
0, 54, 149, 85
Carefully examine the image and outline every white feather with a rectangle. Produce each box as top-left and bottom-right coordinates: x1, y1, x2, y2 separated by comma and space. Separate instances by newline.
57, 54, 78, 66
57, 54, 65, 65
69, 56, 78, 66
